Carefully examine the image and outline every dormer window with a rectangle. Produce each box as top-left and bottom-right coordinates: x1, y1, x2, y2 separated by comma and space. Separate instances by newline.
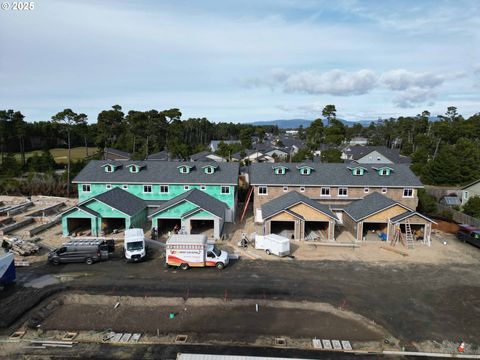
126, 163, 145, 173
374, 166, 394, 176
297, 165, 313, 175
350, 166, 367, 176
273, 166, 287, 175
102, 163, 120, 173
202, 165, 217, 174
178, 165, 193, 174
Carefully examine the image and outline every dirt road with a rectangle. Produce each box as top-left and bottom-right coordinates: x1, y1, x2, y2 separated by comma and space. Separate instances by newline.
3, 248, 480, 347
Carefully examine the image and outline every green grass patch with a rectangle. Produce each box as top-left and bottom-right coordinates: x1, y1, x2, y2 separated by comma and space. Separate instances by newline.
11, 147, 98, 164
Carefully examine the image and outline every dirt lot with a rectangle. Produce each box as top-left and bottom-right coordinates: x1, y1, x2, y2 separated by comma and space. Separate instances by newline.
37, 294, 387, 344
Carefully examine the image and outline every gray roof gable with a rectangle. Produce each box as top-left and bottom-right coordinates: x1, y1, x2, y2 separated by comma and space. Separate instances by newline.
105, 147, 131, 158
84, 187, 146, 216
261, 191, 337, 220
390, 210, 435, 224
343, 192, 409, 221
73, 160, 239, 185
345, 146, 411, 164
148, 189, 227, 219
249, 163, 422, 187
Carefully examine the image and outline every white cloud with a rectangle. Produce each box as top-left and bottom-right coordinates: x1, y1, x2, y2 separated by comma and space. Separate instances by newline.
380, 69, 445, 91
392, 88, 436, 108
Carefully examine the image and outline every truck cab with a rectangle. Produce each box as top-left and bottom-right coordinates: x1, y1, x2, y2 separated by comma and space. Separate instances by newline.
205, 244, 230, 269
456, 224, 480, 249
124, 228, 146, 262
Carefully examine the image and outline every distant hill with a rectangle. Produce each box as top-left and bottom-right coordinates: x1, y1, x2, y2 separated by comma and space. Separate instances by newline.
251, 116, 441, 129
251, 118, 380, 128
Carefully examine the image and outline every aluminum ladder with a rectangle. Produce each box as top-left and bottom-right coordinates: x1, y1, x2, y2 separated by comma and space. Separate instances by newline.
405, 219, 414, 249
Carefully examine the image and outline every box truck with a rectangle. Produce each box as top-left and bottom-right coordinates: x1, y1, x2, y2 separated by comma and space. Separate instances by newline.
255, 234, 290, 257
124, 228, 146, 262
166, 234, 229, 270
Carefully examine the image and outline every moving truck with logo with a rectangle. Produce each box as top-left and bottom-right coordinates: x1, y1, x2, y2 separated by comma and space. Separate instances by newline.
166, 234, 229, 270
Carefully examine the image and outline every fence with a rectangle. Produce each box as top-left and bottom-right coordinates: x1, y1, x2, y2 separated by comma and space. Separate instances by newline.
437, 203, 480, 227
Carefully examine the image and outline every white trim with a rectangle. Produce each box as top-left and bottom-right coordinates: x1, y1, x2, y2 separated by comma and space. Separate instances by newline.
160, 185, 169, 194
300, 187, 305, 192
106, 184, 112, 190
184, 185, 190, 190
283, 186, 288, 192
338, 187, 348, 197
143, 184, 153, 193
381, 188, 387, 194
221, 186, 230, 195
320, 187, 330, 197
122, 184, 128, 190
82, 184, 91, 192
403, 188, 414, 198
364, 187, 369, 194
200, 185, 206, 190
258, 186, 268, 195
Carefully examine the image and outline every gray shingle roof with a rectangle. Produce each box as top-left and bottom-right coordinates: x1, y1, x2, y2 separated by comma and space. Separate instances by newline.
390, 210, 435, 224
343, 192, 407, 221
190, 151, 212, 161
105, 147, 131, 159
345, 145, 411, 164
249, 163, 422, 187
73, 160, 239, 185
86, 187, 146, 216
261, 191, 337, 220
148, 189, 227, 219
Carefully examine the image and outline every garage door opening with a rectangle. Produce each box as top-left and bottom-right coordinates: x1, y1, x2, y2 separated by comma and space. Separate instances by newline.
271, 221, 295, 240
363, 222, 387, 241
190, 219, 214, 238
157, 218, 181, 236
67, 218, 91, 235
305, 221, 329, 241
399, 223, 426, 242
101, 218, 126, 234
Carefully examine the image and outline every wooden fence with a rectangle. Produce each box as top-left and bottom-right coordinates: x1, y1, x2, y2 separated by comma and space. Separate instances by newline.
437, 203, 480, 227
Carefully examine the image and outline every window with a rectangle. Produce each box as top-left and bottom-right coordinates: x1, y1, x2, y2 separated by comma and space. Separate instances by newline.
258, 186, 268, 195
122, 185, 128, 190
221, 186, 230, 194
463, 191, 469, 200
143, 185, 152, 193
338, 187, 348, 197
300, 168, 310, 175
105, 165, 113, 172
82, 184, 91, 192
300, 187, 305, 192
283, 186, 288, 192
381, 188, 387, 194
160, 185, 169, 193
106, 184, 112, 190
364, 187, 369, 193
403, 188, 413, 198
204, 166, 214, 174
321, 187, 330, 196
201, 185, 206, 190
352, 168, 364, 176
275, 167, 286, 175
184, 185, 190, 190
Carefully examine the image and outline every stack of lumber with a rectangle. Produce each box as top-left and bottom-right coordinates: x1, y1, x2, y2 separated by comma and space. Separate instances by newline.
2, 236, 39, 256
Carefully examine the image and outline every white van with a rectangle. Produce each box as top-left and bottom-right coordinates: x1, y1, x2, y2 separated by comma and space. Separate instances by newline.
255, 234, 290, 257
124, 228, 146, 262
166, 234, 229, 270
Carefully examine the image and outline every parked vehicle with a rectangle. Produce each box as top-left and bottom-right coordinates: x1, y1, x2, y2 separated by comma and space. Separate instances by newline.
48, 239, 111, 265
166, 234, 229, 270
0, 252, 16, 288
124, 228, 146, 262
456, 224, 480, 249
255, 234, 290, 256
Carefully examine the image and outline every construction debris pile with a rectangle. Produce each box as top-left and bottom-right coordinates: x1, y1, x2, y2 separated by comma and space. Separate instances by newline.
2, 236, 40, 256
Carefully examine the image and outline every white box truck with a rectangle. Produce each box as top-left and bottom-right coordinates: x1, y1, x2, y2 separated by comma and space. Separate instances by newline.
166, 234, 229, 270
124, 228, 146, 262
255, 234, 290, 257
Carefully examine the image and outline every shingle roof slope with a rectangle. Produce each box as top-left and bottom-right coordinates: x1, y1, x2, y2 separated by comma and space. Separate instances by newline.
261, 191, 337, 220
346, 145, 411, 163
105, 147, 131, 158
89, 187, 146, 216
73, 160, 239, 185
249, 163, 422, 187
343, 192, 404, 221
149, 189, 227, 219
190, 151, 212, 161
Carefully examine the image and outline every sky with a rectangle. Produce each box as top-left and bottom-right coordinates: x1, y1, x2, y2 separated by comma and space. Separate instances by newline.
1, 0, 479, 123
